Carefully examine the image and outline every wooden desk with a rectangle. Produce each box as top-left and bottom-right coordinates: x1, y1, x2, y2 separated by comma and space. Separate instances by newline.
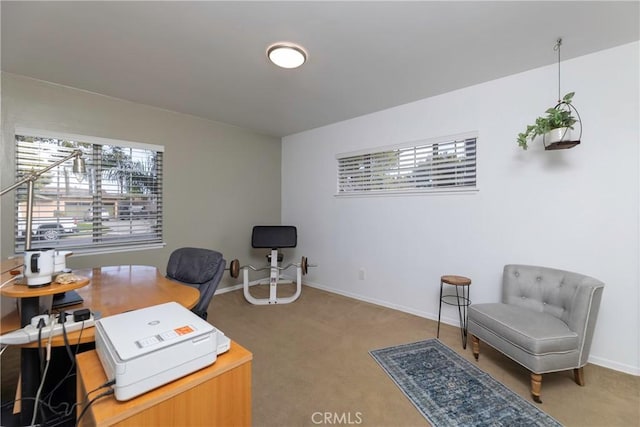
76, 341, 252, 427
1, 265, 200, 346
0, 265, 200, 425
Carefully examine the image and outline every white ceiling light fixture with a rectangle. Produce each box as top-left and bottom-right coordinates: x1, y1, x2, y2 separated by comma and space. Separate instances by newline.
267, 42, 308, 69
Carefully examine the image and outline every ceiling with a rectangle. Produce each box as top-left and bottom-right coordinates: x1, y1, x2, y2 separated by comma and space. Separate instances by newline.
2, 1, 638, 138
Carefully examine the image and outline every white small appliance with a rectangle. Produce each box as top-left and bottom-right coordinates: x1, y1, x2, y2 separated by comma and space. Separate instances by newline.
53, 250, 73, 273
24, 249, 55, 286
95, 302, 218, 401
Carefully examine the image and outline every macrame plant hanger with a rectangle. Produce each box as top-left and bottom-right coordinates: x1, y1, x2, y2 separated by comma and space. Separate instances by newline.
543, 38, 582, 150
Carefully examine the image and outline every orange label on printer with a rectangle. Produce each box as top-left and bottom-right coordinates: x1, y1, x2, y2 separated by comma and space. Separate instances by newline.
175, 325, 194, 335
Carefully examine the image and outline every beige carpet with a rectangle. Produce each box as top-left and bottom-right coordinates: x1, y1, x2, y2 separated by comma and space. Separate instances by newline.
209, 283, 640, 427
1, 283, 638, 426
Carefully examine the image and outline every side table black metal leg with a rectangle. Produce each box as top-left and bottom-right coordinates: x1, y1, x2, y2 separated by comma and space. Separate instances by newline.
464, 285, 470, 348
455, 285, 470, 349
436, 280, 444, 339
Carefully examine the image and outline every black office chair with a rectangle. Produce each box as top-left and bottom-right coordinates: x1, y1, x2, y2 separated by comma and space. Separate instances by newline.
166, 247, 226, 320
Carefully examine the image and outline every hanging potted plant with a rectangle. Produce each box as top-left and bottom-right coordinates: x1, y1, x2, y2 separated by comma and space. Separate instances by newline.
517, 92, 579, 150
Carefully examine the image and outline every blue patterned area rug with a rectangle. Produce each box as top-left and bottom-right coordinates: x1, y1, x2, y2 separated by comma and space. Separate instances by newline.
370, 339, 562, 427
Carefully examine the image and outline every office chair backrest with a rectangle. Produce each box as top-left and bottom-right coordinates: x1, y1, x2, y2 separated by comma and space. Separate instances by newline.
166, 247, 226, 320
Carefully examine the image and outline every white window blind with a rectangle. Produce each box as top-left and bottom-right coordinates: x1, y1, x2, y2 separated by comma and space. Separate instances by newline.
337, 134, 477, 195
14, 129, 164, 253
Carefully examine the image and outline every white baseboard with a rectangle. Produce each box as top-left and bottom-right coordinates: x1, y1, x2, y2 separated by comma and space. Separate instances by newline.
302, 280, 462, 328
217, 278, 640, 376
302, 280, 640, 376
587, 355, 640, 376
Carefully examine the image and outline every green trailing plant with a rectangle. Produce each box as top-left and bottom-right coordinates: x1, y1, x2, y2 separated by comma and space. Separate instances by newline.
517, 92, 577, 150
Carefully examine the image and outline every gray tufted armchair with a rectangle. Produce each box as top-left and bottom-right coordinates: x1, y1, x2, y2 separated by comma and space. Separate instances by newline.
468, 264, 604, 403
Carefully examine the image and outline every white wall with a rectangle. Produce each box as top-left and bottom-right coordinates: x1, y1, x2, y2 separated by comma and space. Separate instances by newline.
282, 42, 640, 375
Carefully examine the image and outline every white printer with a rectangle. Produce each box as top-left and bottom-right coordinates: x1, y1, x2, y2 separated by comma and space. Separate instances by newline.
95, 301, 230, 401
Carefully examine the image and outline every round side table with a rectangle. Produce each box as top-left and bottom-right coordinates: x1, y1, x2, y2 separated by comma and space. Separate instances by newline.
437, 275, 472, 349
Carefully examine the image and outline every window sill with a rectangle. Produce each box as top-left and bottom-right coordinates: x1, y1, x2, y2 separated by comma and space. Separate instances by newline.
14, 242, 166, 259
334, 187, 479, 198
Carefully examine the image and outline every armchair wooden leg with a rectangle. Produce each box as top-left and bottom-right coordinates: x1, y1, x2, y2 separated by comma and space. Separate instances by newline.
471, 335, 480, 360
530, 373, 543, 403
574, 367, 585, 386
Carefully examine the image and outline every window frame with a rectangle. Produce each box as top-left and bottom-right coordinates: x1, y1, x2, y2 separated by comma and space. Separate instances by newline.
12, 127, 165, 255
335, 132, 478, 197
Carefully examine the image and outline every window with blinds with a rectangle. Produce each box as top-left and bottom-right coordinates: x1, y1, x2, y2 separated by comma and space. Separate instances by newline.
336, 133, 477, 195
13, 129, 164, 254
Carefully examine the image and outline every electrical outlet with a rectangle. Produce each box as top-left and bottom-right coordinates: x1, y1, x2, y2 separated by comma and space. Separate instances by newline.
358, 268, 365, 280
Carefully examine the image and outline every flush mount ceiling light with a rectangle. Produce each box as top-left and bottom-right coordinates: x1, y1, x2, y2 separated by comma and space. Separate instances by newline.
267, 42, 308, 69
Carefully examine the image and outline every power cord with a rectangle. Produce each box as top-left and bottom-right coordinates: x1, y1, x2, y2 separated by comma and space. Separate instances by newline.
43, 318, 90, 421
0, 269, 22, 289
86, 378, 116, 395
31, 314, 56, 426
30, 315, 86, 426
45, 378, 117, 425
37, 317, 46, 375
75, 389, 114, 426
0, 396, 70, 425
37, 311, 74, 426
0, 276, 17, 289
59, 311, 77, 364
4, 312, 95, 426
